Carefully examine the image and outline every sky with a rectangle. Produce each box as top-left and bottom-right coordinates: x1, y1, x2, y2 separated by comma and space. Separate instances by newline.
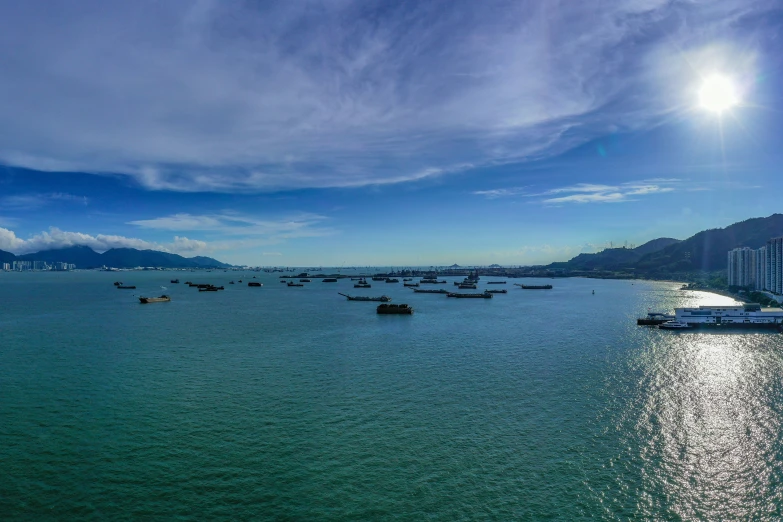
1, 0, 782, 266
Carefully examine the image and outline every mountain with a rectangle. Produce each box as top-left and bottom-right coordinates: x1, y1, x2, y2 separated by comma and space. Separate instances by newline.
0, 249, 16, 264
12, 246, 231, 269
549, 237, 681, 271
636, 214, 783, 272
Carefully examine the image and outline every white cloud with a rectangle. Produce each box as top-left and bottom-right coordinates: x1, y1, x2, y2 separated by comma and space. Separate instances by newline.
0, 0, 772, 191
128, 212, 334, 239
0, 226, 212, 256
0, 193, 89, 210
472, 187, 527, 199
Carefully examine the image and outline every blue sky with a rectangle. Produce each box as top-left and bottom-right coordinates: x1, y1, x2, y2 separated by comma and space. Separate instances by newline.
0, 0, 782, 266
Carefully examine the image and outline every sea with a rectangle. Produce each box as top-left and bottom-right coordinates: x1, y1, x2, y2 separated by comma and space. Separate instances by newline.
2, 270, 783, 520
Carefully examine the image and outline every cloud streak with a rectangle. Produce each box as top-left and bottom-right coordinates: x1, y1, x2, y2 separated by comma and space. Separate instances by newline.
0, 0, 775, 191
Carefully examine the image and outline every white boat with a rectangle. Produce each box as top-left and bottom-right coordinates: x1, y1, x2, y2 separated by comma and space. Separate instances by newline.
658, 320, 691, 329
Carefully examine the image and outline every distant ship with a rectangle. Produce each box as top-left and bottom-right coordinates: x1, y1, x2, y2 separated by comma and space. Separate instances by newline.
139, 295, 171, 303
377, 303, 414, 314
515, 284, 553, 290
447, 291, 493, 299
339, 293, 391, 302
413, 288, 449, 294
248, 282, 263, 287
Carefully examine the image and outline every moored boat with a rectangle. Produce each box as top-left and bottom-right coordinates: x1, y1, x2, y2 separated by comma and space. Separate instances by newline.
385, 278, 399, 283
170, 279, 180, 284
117, 285, 136, 289
485, 289, 507, 293
322, 278, 338, 283
287, 282, 304, 287
447, 291, 493, 298
300, 279, 311, 282
404, 282, 420, 287
339, 293, 391, 302
486, 281, 506, 284
658, 320, 691, 329
139, 295, 171, 303
248, 282, 262, 287
458, 284, 477, 289
377, 303, 414, 314
413, 288, 449, 294
515, 284, 553, 289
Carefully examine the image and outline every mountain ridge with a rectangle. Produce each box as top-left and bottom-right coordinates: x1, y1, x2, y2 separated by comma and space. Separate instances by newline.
1, 246, 231, 269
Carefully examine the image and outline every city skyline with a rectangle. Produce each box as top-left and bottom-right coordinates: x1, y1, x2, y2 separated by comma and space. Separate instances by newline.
1, 1, 782, 266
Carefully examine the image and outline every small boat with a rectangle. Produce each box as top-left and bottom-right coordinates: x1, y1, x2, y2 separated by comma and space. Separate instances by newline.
420, 278, 447, 284
659, 320, 691, 330
404, 282, 420, 287
637, 312, 675, 325
485, 289, 507, 294
288, 282, 304, 287
322, 278, 338, 283
199, 286, 223, 292
248, 282, 262, 287
486, 281, 506, 285
413, 288, 449, 294
339, 293, 391, 302
447, 292, 493, 298
229, 281, 235, 284
117, 285, 136, 289
403, 278, 413, 282
592, 290, 594, 294
515, 284, 553, 290
170, 279, 180, 284
458, 284, 477, 289
139, 295, 170, 303
238, 280, 242, 283
377, 303, 414, 314
371, 276, 386, 281
184, 281, 192, 285
280, 280, 288, 283
385, 278, 399, 283
354, 283, 372, 288
300, 279, 311, 282
113, 281, 122, 286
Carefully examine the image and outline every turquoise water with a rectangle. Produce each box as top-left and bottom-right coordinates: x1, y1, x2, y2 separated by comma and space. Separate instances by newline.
2, 271, 782, 520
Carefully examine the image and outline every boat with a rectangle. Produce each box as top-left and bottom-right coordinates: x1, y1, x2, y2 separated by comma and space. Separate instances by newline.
385, 278, 400, 283
447, 292, 493, 299
413, 288, 449, 294
404, 282, 420, 287
377, 303, 414, 314
458, 284, 477, 289
420, 278, 444, 284
139, 295, 171, 303
199, 286, 223, 292
658, 320, 692, 329
515, 284, 553, 289
170, 279, 180, 284
113, 281, 122, 286
403, 278, 413, 282
300, 279, 311, 282
229, 281, 235, 284
637, 312, 675, 325
280, 280, 288, 283
288, 282, 304, 287
339, 293, 391, 302
322, 278, 338, 283
354, 283, 371, 288
371, 276, 386, 281
117, 285, 136, 289
486, 281, 506, 285
248, 282, 262, 287
485, 289, 507, 294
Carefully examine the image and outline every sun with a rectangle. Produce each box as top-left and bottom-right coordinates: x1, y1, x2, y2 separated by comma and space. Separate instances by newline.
699, 74, 738, 113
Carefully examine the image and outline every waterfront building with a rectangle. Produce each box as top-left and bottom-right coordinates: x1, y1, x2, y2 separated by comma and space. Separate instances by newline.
12, 260, 32, 271
727, 247, 756, 288
767, 237, 783, 294
33, 260, 48, 271
2, 262, 9, 271
675, 303, 783, 326
755, 246, 767, 291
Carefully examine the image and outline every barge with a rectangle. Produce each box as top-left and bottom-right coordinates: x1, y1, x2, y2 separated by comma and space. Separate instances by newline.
139, 295, 170, 303
339, 293, 391, 302
412, 288, 449, 294
377, 304, 414, 314
248, 282, 262, 287
515, 284, 553, 290
447, 291, 493, 299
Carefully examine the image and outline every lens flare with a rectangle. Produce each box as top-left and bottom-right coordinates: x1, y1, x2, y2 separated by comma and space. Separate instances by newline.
699, 75, 738, 113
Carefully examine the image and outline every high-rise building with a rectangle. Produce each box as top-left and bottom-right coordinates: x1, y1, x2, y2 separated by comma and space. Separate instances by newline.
767, 237, 783, 294
12, 260, 32, 271
755, 246, 767, 291
727, 247, 756, 288
2, 262, 9, 271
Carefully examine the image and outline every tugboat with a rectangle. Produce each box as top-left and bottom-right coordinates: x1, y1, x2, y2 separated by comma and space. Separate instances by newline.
139, 295, 171, 303
339, 293, 391, 302
377, 303, 414, 315
354, 278, 371, 288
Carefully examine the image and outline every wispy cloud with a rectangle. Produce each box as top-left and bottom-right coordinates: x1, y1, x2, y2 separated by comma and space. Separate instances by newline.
472, 187, 527, 199
0, 227, 208, 256
0, 193, 89, 210
540, 181, 675, 205
0, 0, 773, 191
128, 212, 334, 240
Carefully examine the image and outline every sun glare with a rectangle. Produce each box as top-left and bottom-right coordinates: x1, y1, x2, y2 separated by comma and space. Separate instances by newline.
699, 74, 738, 113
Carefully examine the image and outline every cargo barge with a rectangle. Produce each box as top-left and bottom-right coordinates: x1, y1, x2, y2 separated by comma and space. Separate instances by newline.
412, 289, 449, 294
377, 304, 414, 314
447, 292, 493, 299
139, 295, 171, 303
339, 293, 391, 302
515, 284, 553, 289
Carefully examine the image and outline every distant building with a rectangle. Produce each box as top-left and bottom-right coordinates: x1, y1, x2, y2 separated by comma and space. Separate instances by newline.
2, 262, 9, 271
33, 260, 48, 270
12, 260, 32, 271
767, 237, 783, 294
755, 246, 767, 291
727, 247, 756, 288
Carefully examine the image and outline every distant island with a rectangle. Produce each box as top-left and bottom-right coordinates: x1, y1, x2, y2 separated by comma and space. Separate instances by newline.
0, 245, 232, 269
